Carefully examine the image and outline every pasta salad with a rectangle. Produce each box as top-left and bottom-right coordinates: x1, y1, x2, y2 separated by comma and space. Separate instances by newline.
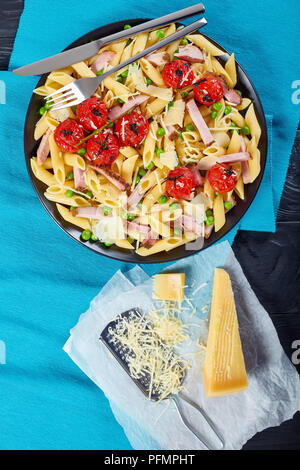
31, 23, 262, 256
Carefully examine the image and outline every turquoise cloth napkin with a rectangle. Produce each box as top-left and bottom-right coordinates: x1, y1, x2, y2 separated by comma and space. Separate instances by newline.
0, 0, 299, 449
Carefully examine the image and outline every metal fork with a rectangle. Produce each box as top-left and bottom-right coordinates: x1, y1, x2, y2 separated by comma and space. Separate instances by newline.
46, 17, 207, 111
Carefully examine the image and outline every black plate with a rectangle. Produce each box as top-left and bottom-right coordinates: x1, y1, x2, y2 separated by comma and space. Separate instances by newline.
24, 18, 267, 264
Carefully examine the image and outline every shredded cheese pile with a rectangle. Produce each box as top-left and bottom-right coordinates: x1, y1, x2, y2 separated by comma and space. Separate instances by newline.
149, 301, 188, 349
108, 310, 188, 402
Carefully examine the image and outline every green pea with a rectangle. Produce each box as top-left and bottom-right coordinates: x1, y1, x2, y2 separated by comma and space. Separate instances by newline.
155, 147, 164, 157
85, 191, 93, 198
214, 191, 219, 196
71, 105, 77, 114
77, 147, 86, 155
124, 24, 131, 30
178, 131, 183, 139
156, 29, 165, 39
141, 139, 145, 146
174, 228, 182, 236
96, 70, 103, 76
230, 122, 239, 134
158, 195, 167, 204
157, 127, 165, 137
116, 76, 123, 83
147, 162, 155, 170
137, 201, 143, 209
180, 38, 188, 45
169, 202, 179, 211
104, 242, 113, 247
121, 69, 128, 78
67, 171, 74, 180
127, 214, 135, 221
90, 234, 99, 242
185, 124, 195, 132
213, 101, 222, 111
146, 78, 152, 86
70, 206, 76, 211
135, 175, 141, 184
117, 98, 125, 104
138, 168, 147, 176
39, 106, 46, 116
65, 189, 74, 198
224, 106, 232, 115
81, 229, 91, 241
236, 90, 242, 96
174, 49, 179, 53
241, 125, 251, 135
206, 216, 214, 225
107, 122, 114, 128
211, 111, 218, 119
167, 100, 174, 110
205, 209, 213, 217
181, 91, 189, 99
103, 206, 112, 215
224, 201, 233, 210
44, 101, 51, 110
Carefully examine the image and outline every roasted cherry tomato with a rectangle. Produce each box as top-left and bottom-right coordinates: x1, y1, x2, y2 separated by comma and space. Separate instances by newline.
162, 59, 194, 89
193, 75, 224, 106
166, 167, 195, 199
76, 97, 108, 131
86, 129, 120, 166
207, 163, 238, 193
114, 111, 149, 147
54, 119, 85, 152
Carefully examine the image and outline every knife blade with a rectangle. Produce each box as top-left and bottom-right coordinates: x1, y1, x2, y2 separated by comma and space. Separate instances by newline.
13, 3, 205, 76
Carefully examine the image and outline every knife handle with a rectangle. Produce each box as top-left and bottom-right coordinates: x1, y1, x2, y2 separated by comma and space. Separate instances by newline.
98, 3, 205, 46
99, 17, 207, 83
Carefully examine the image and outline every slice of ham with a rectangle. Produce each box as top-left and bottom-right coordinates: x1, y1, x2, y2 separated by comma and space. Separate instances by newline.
127, 221, 150, 234
187, 164, 203, 186
180, 215, 203, 237
108, 94, 150, 120
37, 128, 51, 165
166, 125, 179, 141
91, 50, 115, 74
198, 152, 251, 170
141, 229, 159, 248
73, 167, 85, 190
204, 223, 214, 239
127, 170, 151, 208
186, 99, 214, 146
176, 45, 204, 63
72, 206, 105, 220
145, 51, 170, 67
208, 72, 242, 106
90, 165, 129, 191
239, 136, 251, 184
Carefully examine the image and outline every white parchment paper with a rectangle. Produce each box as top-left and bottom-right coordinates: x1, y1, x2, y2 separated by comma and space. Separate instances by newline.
63, 241, 300, 450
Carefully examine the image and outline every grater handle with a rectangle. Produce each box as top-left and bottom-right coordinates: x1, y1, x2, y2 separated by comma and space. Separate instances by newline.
171, 393, 224, 449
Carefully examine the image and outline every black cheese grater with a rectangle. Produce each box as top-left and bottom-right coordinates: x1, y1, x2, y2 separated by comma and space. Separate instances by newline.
100, 308, 224, 449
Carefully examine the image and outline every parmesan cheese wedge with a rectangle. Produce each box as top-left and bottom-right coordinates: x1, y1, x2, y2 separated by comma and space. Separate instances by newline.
203, 268, 248, 397
153, 273, 185, 302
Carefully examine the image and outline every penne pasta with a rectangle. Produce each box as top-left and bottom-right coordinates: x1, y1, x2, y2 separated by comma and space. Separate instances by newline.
30, 24, 262, 254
